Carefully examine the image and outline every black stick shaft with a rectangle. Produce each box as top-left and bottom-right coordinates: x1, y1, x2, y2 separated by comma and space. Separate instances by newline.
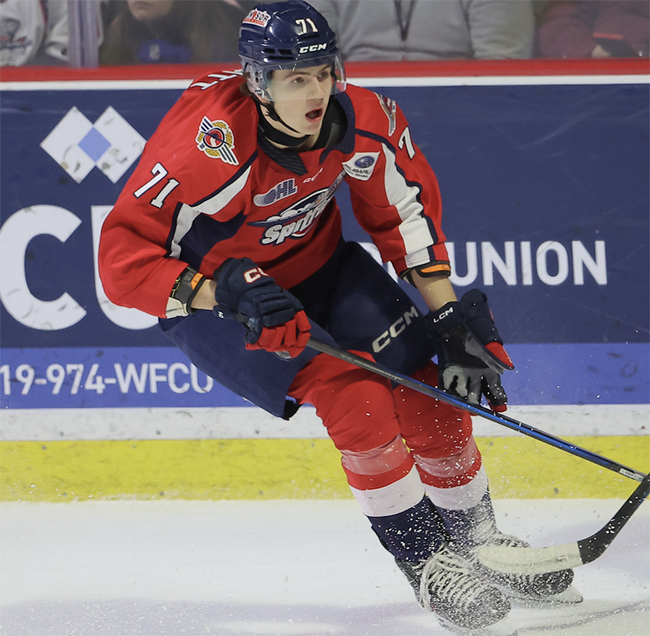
307, 337, 647, 483
577, 473, 650, 565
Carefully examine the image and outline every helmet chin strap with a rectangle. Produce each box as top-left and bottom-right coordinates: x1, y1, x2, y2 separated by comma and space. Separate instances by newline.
254, 98, 311, 148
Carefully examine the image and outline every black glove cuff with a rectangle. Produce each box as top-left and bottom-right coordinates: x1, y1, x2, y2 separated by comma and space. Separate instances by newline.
428, 300, 464, 336
458, 289, 503, 345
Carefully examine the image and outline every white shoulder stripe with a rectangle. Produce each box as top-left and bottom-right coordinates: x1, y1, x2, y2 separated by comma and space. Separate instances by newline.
194, 165, 252, 215
168, 166, 252, 259
381, 145, 435, 265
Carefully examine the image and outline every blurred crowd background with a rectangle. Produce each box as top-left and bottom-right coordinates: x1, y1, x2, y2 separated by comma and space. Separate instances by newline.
1, 0, 648, 69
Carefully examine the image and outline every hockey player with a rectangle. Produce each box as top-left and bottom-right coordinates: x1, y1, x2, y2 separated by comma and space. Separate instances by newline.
99, 2, 578, 633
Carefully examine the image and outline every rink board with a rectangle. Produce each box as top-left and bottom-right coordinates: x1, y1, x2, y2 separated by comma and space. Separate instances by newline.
1, 62, 648, 502
1, 434, 648, 502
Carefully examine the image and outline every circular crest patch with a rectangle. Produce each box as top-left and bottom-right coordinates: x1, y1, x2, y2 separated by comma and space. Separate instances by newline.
196, 117, 239, 165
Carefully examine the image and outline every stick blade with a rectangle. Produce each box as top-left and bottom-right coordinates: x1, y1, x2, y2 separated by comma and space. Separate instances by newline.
477, 542, 584, 575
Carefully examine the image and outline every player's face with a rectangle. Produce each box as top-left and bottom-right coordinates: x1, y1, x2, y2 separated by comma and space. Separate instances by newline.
266, 64, 334, 139
127, 0, 174, 22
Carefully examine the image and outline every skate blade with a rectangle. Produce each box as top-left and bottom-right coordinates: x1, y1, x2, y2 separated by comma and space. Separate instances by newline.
508, 584, 583, 608
437, 616, 518, 636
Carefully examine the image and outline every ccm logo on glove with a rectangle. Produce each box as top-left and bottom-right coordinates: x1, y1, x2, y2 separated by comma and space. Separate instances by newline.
243, 267, 269, 284
431, 305, 456, 324
213, 257, 311, 358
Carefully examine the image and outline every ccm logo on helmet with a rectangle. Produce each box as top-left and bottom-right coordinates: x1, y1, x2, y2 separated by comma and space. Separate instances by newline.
372, 306, 420, 353
244, 267, 269, 283
299, 43, 328, 53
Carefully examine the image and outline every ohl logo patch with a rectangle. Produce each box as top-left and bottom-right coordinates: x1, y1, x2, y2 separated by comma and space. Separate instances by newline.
253, 179, 297, 207
196, 117, 238, 165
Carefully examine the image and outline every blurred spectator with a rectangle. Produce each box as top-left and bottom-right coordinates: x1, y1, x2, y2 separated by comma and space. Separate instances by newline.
309, 0, 535, 61
0, 0, 45, 66
31, 0, 70, 65
100, 0, 250, 65
0, 0, 70, 66
537, 0, 649, 58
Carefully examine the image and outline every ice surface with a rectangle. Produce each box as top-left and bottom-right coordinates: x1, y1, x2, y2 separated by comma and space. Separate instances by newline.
0, 498, 647, 635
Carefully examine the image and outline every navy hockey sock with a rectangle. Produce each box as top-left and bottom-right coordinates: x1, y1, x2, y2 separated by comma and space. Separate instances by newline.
434, 491, 497, 551
367, 496, 446, 562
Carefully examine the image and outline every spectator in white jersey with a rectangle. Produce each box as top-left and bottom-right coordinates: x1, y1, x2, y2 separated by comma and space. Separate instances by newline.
0, 0, 70, 66
309, 0, 535, 61
0, 0, 45, 66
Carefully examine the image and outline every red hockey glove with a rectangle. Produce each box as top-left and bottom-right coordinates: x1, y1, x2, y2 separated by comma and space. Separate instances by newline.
213, 258, 311, 358
245, 310, 311, 357
428, 289, 514, 412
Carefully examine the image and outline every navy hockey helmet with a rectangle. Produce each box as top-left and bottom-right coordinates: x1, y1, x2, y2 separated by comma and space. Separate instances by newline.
239, 1, 346, 101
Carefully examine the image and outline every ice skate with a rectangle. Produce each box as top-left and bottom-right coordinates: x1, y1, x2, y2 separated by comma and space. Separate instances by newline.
435, 489, 581, 607
468, 531, 583, 606
396, 545, 517, 635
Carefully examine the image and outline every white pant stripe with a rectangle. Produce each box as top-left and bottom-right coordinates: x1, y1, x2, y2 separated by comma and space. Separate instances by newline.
349, 465, 425, 517
423, 464, 489, 511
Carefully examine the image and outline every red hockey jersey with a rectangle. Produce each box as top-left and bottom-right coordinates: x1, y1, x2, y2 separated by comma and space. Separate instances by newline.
98, 74, 450, 319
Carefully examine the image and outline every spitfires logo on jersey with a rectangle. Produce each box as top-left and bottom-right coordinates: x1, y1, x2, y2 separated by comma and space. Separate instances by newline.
249, 170, 346, 245
242, 9, 271, 27
196, 117, 238, 165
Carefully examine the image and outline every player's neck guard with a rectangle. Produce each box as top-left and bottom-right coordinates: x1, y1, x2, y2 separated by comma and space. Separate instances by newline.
254, 99, 311, 148
310, 98, 346, 150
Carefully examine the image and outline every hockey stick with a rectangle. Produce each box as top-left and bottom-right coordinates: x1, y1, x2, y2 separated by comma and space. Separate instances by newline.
306, 337, 650, 574
477, 473, 650, 574
306, 337, 647, 482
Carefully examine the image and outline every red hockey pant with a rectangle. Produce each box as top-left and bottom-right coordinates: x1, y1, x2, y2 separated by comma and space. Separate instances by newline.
289, 352, 485, 518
